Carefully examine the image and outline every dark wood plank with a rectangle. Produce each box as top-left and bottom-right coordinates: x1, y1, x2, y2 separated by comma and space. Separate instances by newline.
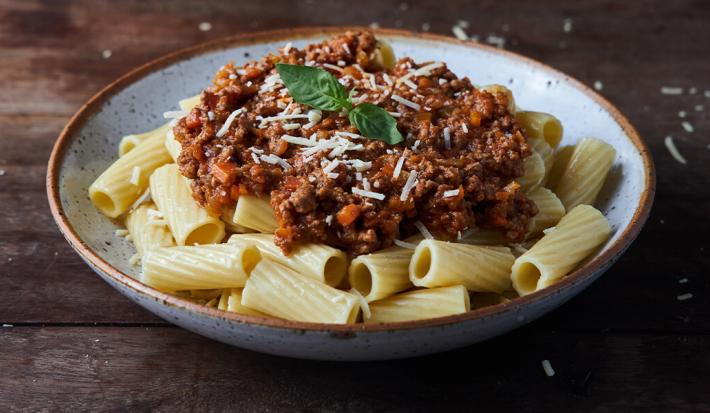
0, 326, 707, 412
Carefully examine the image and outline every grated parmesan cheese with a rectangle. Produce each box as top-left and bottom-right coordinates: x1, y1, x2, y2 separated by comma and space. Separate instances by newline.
322, 63, 344, 73
323, 159, 340, 174
542, 360, 555, 377
677, 293, 693, 301
281, 135, 317, 146
251, 152, 261, 164
452, 25, 468, 40
394, 239, 417, 249
325, 215, 333, 226
443, 189, 459, 198
678, 278, 689, 284
443, 127, 451, 149
664, 136, 687, 164
391, 94, 421, 110
661, 86, 683, 95
402, 78, 419, 90
216, 108, 245, 137
163, 110, 187, 119
352, 187, 385, 200
393, 155, 406, 178
414, 221, 433, 239
400, 170, 418, 201
681, 121, 694, 133
461, 123, 469, 133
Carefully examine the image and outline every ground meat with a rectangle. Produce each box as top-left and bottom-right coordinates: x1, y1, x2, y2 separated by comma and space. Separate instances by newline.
174, 31, 537, 256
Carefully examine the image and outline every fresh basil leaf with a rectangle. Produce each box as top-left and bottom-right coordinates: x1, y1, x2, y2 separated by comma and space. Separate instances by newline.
275, 64, 351, 111
348, 103, 404, 145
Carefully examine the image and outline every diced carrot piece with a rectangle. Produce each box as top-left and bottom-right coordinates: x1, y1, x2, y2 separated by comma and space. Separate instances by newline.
342, 66, 362, 80
417, 77, 433, 89
415, 112, 432, 122
212, 162, 238, 183
336, 204, 361, 226
469, 111, 481, 127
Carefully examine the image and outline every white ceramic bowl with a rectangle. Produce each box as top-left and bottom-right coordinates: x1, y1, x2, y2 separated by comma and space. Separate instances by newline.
47, 27, 654, 361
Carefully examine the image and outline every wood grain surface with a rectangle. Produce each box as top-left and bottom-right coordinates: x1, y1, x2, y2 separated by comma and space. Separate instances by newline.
1, 0, 708, 411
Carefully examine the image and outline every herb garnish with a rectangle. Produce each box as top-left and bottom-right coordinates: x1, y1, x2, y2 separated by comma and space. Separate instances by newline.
275, 63, 403, 145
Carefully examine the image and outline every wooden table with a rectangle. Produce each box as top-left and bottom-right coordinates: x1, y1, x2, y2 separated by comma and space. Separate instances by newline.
1, 0, 708, 411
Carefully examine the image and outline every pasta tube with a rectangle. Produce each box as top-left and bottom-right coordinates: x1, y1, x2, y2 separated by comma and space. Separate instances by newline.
526, 187, 565, 236
518, 150, 545, 192
242, 259, 360, 324
221, 206, 256, 234
218, 289, 230, 311
149, 164, 225, 245
226, 288, 269, 317
554, 138, 616, 210
545, 145, 575, 191
410, 240, 515, 293
528, 137, 554, 181
516, 111, 564, 148
178, 95, 201, 112
89, 131, 173, 218
228, 233, 347, 286
511, 204, 611, 296
125, 202, 175, 257
348, 245, 415, 302
118, 123, 172, 157
233, 195, 278, 233
373, 40, 396, 70
367, 285, 470, 323
141, 243, 261, 292
165, 130, 182, 162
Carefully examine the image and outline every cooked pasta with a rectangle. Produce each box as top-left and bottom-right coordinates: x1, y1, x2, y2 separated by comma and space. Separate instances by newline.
228, 233, 347, 286
125, 202, 175, 258
516, 111, 564, 148
149, 164, 225, 245
518, 150, 545, 192
554, 138, 616, 210
164, 130, 182, 162
511, 205, 611, 296
221, 206, 256, 234
409, 240, 515, 293
242, 259, 360, 324
545, 145, 575, 191
367, 285, 470, 323
348, 245, 415, 302
89, 131, 173, 218
218, 289, 230, 311
528, 137, 554, 181
118, 123, 172, 157
178, 95, 201, 112
232, 195, 278, 233
226, 288, 269, 317
525, 187, 565, 236
141, 243, 261, 292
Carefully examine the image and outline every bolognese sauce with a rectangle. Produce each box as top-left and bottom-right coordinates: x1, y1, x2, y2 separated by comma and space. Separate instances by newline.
173, 31, 537, 256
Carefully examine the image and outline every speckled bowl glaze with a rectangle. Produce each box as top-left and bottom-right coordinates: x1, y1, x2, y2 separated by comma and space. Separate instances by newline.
47, 27, 654, 361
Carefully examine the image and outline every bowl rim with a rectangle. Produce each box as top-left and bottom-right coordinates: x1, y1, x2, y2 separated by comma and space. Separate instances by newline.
47, 26, 655, 333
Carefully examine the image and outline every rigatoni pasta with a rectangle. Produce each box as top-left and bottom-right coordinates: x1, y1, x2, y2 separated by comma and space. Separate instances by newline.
118, 123, 172, 157
518, 150, 545, 192
511, 205, 611, 296
516, 111, 564, 148
150, 164, 225, 246
525, 187, 565, 236
348, 245, 415, 302
141, 243, 261, 292
232, 195, 278, 233
367, 285, 470, 323
89, 131, 172, 218
125, 202, 175, 258
228, 233, 347, 286
554, 138, 616, 210
410, 240, 515, 293
242, 259, 360, 324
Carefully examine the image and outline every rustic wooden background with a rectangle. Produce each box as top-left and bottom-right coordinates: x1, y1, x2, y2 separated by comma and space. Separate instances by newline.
1, 0, 708, 411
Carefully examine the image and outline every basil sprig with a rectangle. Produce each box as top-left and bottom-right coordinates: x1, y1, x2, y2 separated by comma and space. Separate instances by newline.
275, 63, 403, 145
